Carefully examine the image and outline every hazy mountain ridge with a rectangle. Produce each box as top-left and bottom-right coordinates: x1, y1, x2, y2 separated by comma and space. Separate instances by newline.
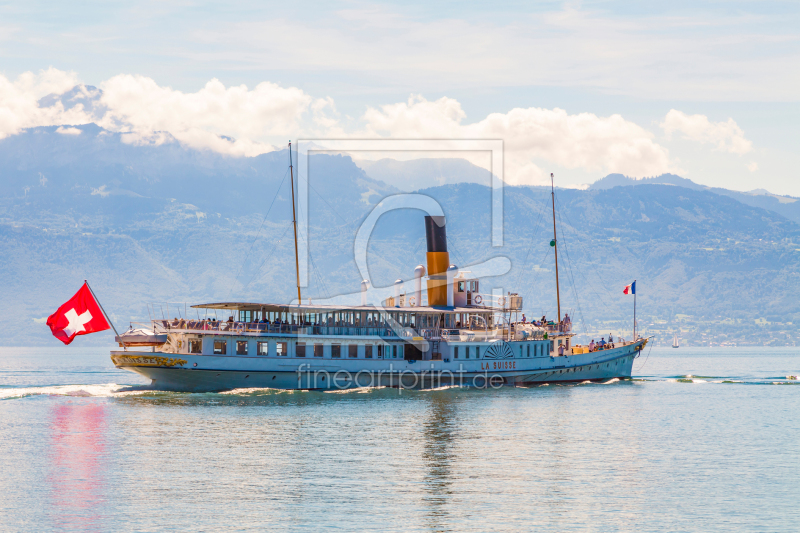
356, 157, 498, 192
2, 125, 800, 346
592, 172, 800, 225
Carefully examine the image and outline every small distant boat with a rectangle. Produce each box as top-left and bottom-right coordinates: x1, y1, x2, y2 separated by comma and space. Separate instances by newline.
672, 333, 679, 348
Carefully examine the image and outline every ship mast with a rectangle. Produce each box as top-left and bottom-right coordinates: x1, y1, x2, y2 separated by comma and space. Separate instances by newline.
289, 141, 301, 303
550, 173, 561, 325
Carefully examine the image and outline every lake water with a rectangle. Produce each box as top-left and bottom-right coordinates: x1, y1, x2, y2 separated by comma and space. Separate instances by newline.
1, 346, 799, 532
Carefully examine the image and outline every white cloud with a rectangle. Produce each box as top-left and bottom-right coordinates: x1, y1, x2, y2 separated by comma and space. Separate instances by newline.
2, 70, 758, 187
0, 68, 92, 139
661, 110, 752, 155
748, 161, 759, 172
91, 185, 110, 197
96, 75, 321, 156
0, 70, 333, 156
56, 126, 81, 135
362, 95, 672, 185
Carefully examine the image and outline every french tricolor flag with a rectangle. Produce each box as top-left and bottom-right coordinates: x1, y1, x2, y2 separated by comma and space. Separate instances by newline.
623, 281, 636, 295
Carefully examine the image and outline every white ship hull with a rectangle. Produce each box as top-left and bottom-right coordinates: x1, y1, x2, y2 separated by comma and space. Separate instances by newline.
112, 339, 644, 392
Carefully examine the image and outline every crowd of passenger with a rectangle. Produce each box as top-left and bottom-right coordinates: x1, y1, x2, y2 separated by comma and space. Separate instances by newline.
518, 313, 572, 331
587, 335, 616, 351
163, 315, 394, 331
164, 316, 287, 331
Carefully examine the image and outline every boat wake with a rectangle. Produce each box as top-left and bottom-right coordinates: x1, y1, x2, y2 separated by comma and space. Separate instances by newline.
218, 387, 298, 396
4, 373, 799, 401
0, 383, 157, 401
642, 374, 800, 385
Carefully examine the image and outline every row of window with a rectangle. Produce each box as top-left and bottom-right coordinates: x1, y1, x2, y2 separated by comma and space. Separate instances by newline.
452, 345, 480, 359
236, 309, 492, 330
188, 338, 553, 359
190, 339, 403, 359
451, 343, 550, 359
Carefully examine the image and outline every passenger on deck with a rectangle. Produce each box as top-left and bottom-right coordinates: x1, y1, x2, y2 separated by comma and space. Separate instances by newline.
609, 334, 614, 346
558, 344, 564, 356
522, 314, 527, 323
589, 339, 596, 351
599, 337, 606, 349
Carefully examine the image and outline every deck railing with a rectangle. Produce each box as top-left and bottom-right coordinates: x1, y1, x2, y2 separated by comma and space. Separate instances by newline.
151, 320, 439, 339
149, 320, 529, 341
148, 319, 573, 342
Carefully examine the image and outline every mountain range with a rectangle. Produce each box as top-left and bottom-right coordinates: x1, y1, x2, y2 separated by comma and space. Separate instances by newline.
2, 119, 799, 347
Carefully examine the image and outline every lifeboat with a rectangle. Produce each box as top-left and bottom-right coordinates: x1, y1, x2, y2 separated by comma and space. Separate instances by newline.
115, 328, 168, 347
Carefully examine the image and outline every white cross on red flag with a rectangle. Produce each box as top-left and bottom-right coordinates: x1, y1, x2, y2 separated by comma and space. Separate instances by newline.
46, 282, 111, 345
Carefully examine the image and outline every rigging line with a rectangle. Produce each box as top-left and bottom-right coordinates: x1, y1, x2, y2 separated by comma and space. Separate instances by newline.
637, 341, 654, 372
558, 225, 588, 335
300, 172, 360, 229
301, 233, 332, 301
518, 243, 553, 317
553, 199, 588, 334
305, 249, 329, 301
446, 238, 468, 270
411, 236, 426, 257
295, 199, 333, 301
529, 244, 553, 290
370, 248, 408, 280
311, 256, 331, 300
239, 223, 294, 294
514, 196, 551, 289
555, 195, 616, 301
227, 168, 290, 298
554, 195, 614, 312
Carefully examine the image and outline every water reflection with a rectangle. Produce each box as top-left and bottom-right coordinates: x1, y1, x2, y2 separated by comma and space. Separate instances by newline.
48, 403, 108, 532
422, 393, 458, 531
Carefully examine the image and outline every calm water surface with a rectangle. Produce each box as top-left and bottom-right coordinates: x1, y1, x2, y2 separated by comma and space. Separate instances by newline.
1, 346, 799, 532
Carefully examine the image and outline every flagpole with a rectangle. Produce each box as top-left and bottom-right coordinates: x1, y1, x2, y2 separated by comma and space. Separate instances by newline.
633, 279, 637, 341
85, 280, 125, 351
289, 141, 302, 304
550, 173, 561, 325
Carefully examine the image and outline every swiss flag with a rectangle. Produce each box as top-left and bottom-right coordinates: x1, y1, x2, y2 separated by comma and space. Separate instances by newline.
46, 282, 111, 345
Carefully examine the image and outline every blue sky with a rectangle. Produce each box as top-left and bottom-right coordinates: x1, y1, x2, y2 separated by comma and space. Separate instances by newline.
1, 0, 798, 193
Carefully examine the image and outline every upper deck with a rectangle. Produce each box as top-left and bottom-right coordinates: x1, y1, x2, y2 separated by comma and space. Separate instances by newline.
144, 301, 572, 344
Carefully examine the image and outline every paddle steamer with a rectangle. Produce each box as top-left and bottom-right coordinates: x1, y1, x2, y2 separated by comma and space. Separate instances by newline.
111, 153, 646, 391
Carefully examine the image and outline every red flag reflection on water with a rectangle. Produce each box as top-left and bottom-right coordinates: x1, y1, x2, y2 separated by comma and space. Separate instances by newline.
49, 404, 108, 530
